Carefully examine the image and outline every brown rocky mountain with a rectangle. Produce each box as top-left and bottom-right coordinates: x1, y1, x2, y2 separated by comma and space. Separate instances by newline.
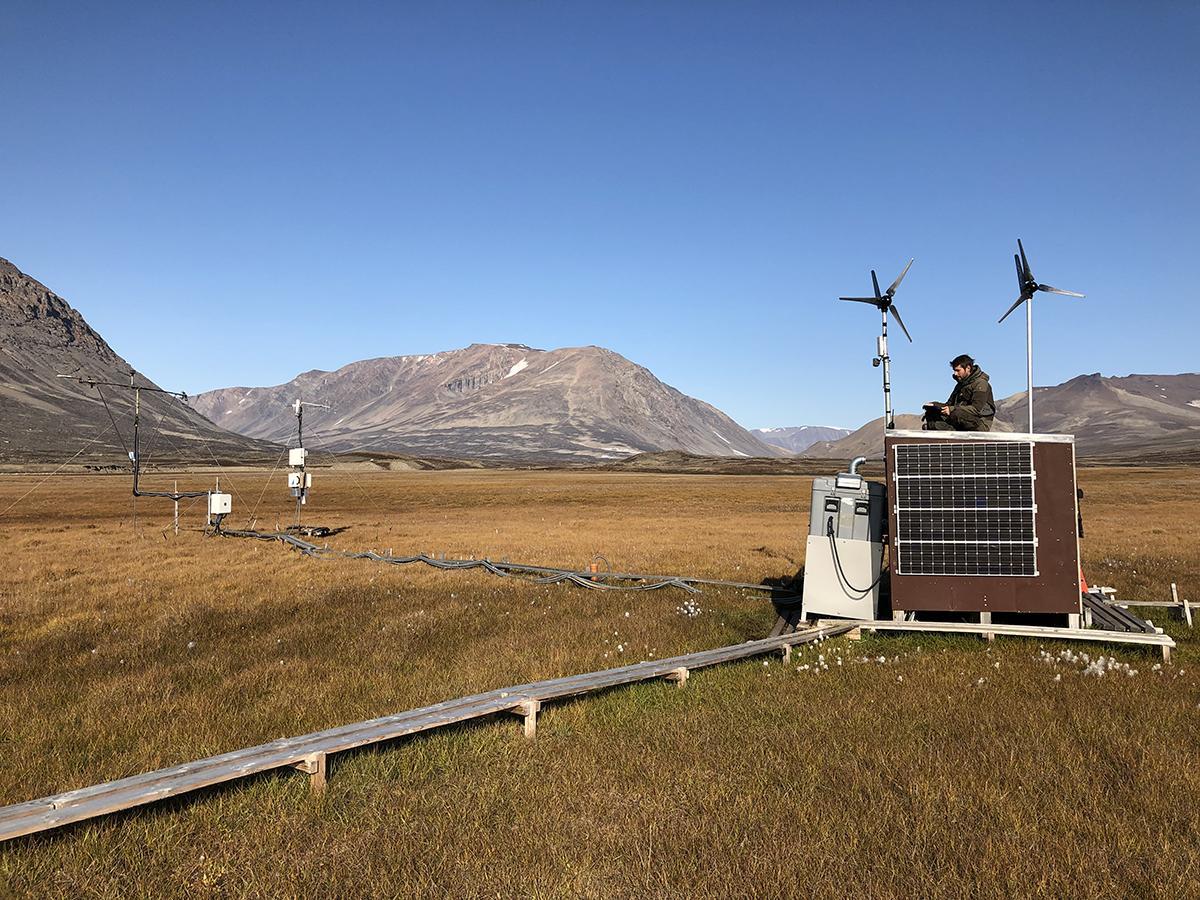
806, 373, 1200, 460
0, 257, 276, 464
194, 344, 779, 462
996, 373, 1200, 458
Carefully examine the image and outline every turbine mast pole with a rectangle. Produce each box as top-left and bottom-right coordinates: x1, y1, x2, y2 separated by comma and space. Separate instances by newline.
881, 307, 893, 429
1026, 298, 1034, 434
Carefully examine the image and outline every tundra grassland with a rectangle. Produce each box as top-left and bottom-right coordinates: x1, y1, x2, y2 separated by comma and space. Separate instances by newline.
0, 465, 1197, 899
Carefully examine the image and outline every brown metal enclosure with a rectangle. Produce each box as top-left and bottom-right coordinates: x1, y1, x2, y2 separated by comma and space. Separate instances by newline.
885, 431, 1081, 616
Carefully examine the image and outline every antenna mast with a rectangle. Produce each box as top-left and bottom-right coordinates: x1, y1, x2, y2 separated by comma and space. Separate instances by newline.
839, 260, 915, 429
289, 399, 329, 526
56, 370, 231, 525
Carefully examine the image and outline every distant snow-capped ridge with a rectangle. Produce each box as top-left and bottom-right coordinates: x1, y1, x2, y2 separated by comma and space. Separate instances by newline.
757, 425, 850, 434
752, 425, 853, 454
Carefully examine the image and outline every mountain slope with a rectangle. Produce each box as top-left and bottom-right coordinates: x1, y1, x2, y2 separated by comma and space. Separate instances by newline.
0, 257, 277, 464
194, 344, 778, 462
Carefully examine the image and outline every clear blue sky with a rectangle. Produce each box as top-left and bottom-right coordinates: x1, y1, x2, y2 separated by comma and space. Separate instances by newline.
3, 1, 1197, 430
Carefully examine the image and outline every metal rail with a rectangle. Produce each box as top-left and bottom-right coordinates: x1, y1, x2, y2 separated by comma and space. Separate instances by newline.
0, 623, 853, 843
1081, 591, 1157, 634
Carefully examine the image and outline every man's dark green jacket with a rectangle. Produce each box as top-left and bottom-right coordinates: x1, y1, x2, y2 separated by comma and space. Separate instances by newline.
946, 367, 996, 425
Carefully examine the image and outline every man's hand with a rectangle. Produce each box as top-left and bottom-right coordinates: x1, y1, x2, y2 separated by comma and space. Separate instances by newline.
941, 405, 951, 417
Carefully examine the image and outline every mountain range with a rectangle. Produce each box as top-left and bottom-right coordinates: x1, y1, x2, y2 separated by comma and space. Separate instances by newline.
5, 254, 1198, 467
805, 373, 1200, 461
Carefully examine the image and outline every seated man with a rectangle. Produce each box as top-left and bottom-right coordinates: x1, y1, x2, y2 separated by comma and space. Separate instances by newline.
923, 354, 995, 432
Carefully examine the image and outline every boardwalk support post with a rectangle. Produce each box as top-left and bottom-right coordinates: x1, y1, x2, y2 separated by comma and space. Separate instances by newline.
665, 667, 689, 689
1174, 583, 1192, 628
980, 612, 995, 642
293, 752, 327, 795
511, 700, 540, 740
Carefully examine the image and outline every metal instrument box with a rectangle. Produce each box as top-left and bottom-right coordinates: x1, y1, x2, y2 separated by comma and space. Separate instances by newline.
803, 469, 887, 620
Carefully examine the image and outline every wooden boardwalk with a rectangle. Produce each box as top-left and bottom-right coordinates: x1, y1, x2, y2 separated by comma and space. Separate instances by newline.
0, 623, 853, 843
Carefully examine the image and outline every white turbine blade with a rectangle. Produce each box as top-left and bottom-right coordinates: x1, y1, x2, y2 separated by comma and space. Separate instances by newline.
1037, 284, 1085, 298
886, 258, 914, 296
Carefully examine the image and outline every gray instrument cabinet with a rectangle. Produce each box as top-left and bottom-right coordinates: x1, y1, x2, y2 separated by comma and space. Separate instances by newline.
803, 469, 887, 620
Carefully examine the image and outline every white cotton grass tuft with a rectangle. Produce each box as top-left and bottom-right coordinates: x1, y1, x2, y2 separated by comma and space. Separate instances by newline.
1037, 647, 1141, 679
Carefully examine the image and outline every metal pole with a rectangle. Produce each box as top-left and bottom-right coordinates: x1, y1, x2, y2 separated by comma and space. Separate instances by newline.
174, 481, 179, 536
296, 405, 303, 527
132, 384, 140, 493
881, 308, 892, 429
1026, 297, 1034, 434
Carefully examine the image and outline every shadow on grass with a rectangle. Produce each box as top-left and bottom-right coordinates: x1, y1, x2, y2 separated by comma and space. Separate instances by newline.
761, 568, 804, 636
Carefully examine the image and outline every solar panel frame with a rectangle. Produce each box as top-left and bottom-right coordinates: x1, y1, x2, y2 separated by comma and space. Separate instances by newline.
893, 441, 1038, 577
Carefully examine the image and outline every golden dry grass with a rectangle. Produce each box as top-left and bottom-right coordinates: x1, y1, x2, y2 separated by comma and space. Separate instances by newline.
0, 464, 1197, 898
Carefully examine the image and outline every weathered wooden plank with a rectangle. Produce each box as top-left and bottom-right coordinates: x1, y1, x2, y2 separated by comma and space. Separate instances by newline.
860, 619, 1175, 650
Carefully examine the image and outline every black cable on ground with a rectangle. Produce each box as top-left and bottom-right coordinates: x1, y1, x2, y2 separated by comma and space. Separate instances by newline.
826, 517, 885, 595
214, 524, 802, 599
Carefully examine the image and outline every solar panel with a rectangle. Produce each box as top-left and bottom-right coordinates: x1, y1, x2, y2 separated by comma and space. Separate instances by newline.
893, 441, 1038, 576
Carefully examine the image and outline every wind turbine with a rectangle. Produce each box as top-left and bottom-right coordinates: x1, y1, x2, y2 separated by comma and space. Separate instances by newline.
998, 240, 1085, 433
839, 259, 914, 430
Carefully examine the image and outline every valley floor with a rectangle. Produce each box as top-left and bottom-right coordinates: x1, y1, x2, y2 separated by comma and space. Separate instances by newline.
0, 467, 1197, 898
